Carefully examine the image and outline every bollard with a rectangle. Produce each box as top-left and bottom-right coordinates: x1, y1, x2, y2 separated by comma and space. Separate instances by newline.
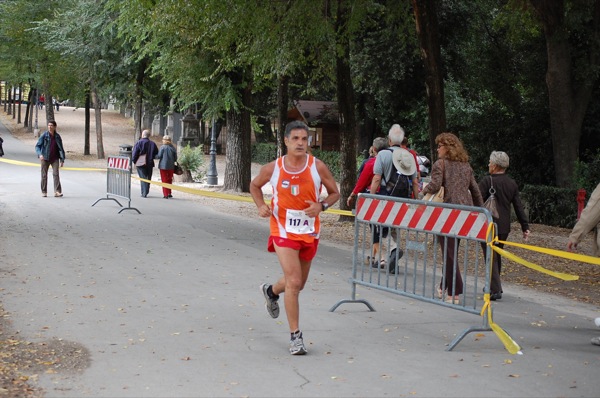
577, 188, 586, 220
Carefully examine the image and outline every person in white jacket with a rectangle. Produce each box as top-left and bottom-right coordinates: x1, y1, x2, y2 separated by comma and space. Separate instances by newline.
567, 182, 600, 346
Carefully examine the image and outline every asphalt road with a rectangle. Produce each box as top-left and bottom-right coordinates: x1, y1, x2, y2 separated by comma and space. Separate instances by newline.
1, 120, 599, 397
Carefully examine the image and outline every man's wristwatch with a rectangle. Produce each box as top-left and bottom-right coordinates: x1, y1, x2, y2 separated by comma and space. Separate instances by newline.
320, 201, 329, 212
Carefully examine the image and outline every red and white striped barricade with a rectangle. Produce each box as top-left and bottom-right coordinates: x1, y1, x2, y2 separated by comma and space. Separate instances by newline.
330, 193, 497, 351
92, 156, 140, 214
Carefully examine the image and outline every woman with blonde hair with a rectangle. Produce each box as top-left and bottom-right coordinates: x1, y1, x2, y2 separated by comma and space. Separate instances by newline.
421, 132, 483, 302
155, 135, 178, 199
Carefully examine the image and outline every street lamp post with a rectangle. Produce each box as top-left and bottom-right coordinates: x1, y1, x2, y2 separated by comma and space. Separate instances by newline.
206, 119, 219, 185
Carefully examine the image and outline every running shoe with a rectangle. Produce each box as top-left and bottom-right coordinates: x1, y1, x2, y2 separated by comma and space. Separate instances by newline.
289, 332, 307, 355
260, 283, 279, 318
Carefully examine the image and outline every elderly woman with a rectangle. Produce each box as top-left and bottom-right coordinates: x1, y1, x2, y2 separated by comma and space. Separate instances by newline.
421, 132, 483, 302
155, 135, 178, 199
478, 151, 530, 301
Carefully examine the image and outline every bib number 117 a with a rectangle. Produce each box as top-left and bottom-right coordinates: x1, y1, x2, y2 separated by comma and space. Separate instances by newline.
285, 210, 315, 234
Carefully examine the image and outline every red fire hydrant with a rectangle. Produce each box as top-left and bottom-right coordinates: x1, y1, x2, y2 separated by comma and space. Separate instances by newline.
577, 189, 587, 220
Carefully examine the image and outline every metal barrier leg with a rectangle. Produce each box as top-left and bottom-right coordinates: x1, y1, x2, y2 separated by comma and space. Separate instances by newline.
118, 206, 141, 214
329, 299, 375, 312
92, 197, 123, 207
329, 280, 376, 312
446, 326, 492, 351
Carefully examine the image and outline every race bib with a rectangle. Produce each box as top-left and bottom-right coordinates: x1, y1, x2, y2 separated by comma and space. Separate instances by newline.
285, 209, 315, 234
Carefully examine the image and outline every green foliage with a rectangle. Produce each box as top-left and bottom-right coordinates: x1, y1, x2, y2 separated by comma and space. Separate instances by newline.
251, 143, 277, 165
574, 149, 600, 194
2, 0, 598, 203
312, 149, 341, 180
248, 145, 343, 180
178, 144, 205, 182
438, 1, 553, 186
521, 185, 579, 228
356, 153, 367, 172
350, 1, 423, 132
250, 145, 345, 182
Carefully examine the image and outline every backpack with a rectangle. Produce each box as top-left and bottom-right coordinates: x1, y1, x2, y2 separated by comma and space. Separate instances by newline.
382, 148, 411, 198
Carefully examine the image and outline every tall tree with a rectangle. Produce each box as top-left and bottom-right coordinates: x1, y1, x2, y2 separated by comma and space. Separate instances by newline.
411, 0, 446, 158
335, 0, 359, 214
32, 0, 125, 158
529, 0, 600, 187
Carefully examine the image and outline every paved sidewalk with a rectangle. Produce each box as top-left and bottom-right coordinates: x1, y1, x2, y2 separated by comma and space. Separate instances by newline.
0, 118, 599, 397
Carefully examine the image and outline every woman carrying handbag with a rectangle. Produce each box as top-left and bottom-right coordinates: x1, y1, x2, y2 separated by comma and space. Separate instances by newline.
478, 151, 530, 300
155, 135, 178, 199
421, 132, 484, 303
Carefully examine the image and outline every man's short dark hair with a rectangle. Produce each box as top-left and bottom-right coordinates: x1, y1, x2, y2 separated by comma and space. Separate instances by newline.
48, 121, 57, 127
285, 121, 309, 138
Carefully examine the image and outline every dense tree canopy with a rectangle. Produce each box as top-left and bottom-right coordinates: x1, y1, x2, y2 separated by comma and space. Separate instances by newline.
1, 0, 599, 192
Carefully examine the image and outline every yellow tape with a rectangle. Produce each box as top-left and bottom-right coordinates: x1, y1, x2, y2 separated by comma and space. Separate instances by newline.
491, 245, 579, 281
481, 219, 522, 354
0, 157, 105, 171
485, 224, 580, 281
480, 293, 522, 355
132, 175, 355, 216
497, 239, 600, 266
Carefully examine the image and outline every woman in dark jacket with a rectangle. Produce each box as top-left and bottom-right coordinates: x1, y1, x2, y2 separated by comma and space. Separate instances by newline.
421, 132, 484, 302
479, 151, 530, 300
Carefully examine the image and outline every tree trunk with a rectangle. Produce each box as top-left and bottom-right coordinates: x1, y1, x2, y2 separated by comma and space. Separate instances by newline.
12, 86, 16, 119
134, 61, 146, 141
84, 89, 91, 156
44, 80, 54, 124
411, 0, 446, 162
24, 88, 32, 130
336, 0, 357, 221
530, 0, 600, 187
277, 75, 289, 157
7, 88, 11, 115
356, 92, 376, 156
223, 84, 252, 192
17, 83, 22, 124
91, 84, 105, 159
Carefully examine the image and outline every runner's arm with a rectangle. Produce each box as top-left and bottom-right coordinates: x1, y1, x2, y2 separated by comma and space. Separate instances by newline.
250, 162, 275, 218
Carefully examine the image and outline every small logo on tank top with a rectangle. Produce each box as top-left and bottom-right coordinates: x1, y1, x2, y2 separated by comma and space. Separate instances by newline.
281, 180, 290, 189
291, 185, 300, 196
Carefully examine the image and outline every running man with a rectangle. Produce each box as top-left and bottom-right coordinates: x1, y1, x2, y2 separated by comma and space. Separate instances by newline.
250, 120, 340, 355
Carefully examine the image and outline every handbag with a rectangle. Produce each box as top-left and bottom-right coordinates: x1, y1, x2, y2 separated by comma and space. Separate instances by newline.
483, 176, 499, 218
135, 153, 146, 167
173, 162, 183, 175
424, 186, 445, 203
423, 160, 445, 202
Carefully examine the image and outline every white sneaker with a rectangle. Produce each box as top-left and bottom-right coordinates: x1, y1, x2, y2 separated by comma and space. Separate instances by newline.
289, 331, 307, 355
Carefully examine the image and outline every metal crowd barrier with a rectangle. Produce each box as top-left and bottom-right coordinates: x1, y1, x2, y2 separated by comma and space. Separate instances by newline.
330, 193, 499, 351
92, 156, 140, 214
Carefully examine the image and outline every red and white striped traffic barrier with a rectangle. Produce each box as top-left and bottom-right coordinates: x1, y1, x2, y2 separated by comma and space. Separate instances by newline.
356, 195, 488, 240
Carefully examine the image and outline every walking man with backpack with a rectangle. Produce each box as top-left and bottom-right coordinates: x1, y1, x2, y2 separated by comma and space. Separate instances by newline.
368, 124, 418, 271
